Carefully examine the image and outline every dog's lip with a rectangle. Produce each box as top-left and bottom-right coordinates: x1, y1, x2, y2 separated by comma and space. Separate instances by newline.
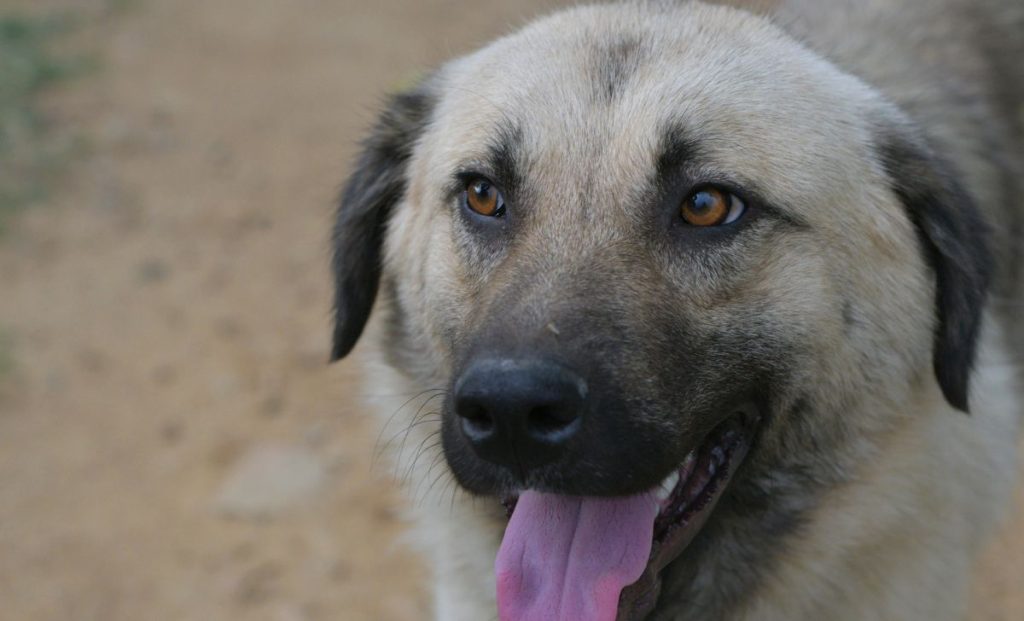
497, 408, 759, 620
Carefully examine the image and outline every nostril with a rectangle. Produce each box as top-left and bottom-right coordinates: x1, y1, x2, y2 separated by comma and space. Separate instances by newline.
457, 400, 495, 441
528, 404, 580, 442
528, 405, 564, 431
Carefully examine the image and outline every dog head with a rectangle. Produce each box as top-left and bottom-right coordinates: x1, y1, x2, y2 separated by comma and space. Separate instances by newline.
331, 2, 991, 617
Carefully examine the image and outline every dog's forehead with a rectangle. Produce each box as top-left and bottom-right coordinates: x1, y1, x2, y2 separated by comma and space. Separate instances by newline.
426, 3, 882, 216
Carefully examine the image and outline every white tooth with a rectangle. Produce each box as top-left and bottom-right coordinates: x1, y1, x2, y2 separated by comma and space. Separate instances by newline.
679, 451, 697, 480
655, 471, 681, 503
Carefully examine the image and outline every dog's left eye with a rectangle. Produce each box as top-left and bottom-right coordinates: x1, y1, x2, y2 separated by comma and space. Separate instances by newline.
680, 187, 746, 227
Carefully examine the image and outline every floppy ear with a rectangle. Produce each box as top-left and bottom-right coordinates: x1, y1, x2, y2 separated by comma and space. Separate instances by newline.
875, 119, 994, 412
330, 85, 436, 361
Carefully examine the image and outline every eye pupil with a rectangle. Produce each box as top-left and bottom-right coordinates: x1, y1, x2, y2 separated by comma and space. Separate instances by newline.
692, 191, 716, 213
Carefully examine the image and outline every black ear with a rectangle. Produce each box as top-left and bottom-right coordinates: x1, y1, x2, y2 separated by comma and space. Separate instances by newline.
876, 121, 994, 412
330, 85, 436, 361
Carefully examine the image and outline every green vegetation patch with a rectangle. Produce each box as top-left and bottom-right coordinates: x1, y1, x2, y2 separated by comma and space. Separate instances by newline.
0, 327, 13, 379
0, 12, 86, 233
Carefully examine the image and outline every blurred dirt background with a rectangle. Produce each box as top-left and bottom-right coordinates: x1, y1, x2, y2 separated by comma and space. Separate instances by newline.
0, 1, 1020, 620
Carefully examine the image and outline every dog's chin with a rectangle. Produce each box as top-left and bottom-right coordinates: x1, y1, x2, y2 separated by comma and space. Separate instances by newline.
484, 405, 760, 620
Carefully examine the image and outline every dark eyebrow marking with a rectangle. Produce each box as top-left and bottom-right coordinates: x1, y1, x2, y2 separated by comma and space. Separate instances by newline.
448, 121, 524, 201
487, 122, 523, 196
655, 125, 703, 187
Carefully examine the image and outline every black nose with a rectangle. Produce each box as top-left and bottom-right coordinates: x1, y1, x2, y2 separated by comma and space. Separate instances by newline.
453, 358, 587, 471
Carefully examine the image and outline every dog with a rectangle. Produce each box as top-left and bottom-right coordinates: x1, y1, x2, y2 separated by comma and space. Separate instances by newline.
330, 1, 1024, 618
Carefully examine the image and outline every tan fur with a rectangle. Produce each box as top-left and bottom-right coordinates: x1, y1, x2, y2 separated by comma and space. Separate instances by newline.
340, 0, 1024, 618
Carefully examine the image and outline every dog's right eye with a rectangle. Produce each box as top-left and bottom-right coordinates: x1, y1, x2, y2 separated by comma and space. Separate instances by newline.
464, 178, 506, 218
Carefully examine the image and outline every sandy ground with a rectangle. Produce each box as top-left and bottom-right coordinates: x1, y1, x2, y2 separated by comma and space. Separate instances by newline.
0, 1, 1020, 620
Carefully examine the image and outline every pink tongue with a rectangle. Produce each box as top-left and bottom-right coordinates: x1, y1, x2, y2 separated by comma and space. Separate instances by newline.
495, 491, 658, 621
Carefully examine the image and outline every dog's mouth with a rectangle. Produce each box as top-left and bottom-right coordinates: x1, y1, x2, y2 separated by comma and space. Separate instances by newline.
494, 408, 758, 621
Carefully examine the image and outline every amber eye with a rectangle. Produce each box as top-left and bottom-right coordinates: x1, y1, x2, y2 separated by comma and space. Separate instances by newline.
680, 187, 746, 227
465, 178, 505, 217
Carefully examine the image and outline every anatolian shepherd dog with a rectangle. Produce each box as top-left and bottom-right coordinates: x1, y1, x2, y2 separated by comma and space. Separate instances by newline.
330, 0, 1024, 619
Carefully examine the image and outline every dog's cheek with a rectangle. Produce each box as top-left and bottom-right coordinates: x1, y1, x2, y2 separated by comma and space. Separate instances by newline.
672, 262, 818, 383
639, 269, 836, 445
